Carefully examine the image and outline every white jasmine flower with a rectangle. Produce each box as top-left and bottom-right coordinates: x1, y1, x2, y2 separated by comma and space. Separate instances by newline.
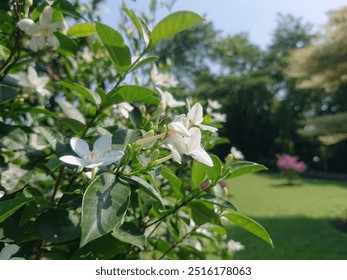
18, 6, 64, 51
81, 47, 94, 63
157, 87, 185, 111
227, 239, 245, 253
113, 102, 134, 119
230, 146, 245, 160
187, 103, 218, 133
150, 65, 178, 88
212, 112, 227, 122
0, 190, 4, 199
60, 135, 124, 169
24, 66, 51, 97
207, 99, 222, 110
0, 244, 25, 260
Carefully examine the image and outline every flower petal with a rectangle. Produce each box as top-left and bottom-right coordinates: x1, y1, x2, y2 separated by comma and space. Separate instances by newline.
167, 144, 182, 164
40, 6, 53, 27
188, 127, 202, 151
168, 121, 191, 137
93, 135, 112, 154
190, 147, 213, 167
187, 103, 204, 125
198, 124, 218, 133
99, 151, 124, 166
47, 35, 60, 50
0, 244, 20, 260
18, 19, 40, 35
0, 190, 4, 199
60, 155, 87, 167
70, 137, 90, 158
27, 66, 38, 82
28, 36, 45, 51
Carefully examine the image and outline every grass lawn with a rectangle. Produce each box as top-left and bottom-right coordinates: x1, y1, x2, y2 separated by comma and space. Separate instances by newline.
225, 173, 347, 259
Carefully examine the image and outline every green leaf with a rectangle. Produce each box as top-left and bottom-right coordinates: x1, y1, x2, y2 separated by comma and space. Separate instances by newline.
0, 196, 33, 223
55, 32, 78, 56
67, 23, 96, 37
190, 201, 220, 225
161, 166, 183, 196
45, 157, 62, 172
112, 222, 146, 249
226, 161, 267, 179
81, 174, 131, 247
125, 176, 164, 208
129, 107, 143, 128
113, 128, 143, 146
53, 0, 82, 18
95, 21, 131, 73
123, 8, 146, 42
198, 194, 237, 211
33, 209, 80, 243
192, 155, 222, 187
106, 85, 159, 107
0, 84, 18, 104
224, 212, 274, 247
1, 127, 27, 150
1, 165, 33, 194
150, 11, 205, 47
60, 81, 101, 105
56, 97, 85, 124
131, 56, 158, 72
61, 118, 87, 136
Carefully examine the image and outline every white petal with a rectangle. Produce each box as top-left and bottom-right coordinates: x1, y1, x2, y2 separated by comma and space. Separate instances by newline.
47, 35, 60, 50
27, 66, 38, 82
188, 127, 201, 151
167, 144, 182, 164
0, 190, 4, 199
85, 162, 104, 169
190, 147, 213, 167
51, 21, 65, 32
168, 122, 191, 137
0, 244, 20, 260
99, 151, 124, 166
18, 19, 40, 35
37, 87, 51, 97
60, 155, 87, 167
40, 6, 53, 27
169, 99, 186, 108
70, 137, 90, 158
198, 124, 218, 133
93, 135, 112, 154
188, 103, 204, 125
29, 36, 46, 51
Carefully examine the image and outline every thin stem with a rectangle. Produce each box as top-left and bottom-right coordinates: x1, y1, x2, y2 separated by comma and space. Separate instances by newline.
158, 225, 199, 260
51, 165, 64, 203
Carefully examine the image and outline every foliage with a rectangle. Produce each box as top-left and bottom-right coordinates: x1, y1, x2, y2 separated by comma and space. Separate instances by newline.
276, 154, 306, 184
0, 0, 270, 259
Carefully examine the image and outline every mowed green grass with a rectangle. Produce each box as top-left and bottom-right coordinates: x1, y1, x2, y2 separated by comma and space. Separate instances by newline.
225, 173, 347, 259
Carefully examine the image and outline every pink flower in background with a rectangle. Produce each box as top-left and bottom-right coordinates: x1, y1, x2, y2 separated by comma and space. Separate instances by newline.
276, 154, 306, 173
277, 154, 306, 184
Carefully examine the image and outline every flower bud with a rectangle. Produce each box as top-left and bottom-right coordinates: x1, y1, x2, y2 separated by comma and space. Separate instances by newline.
151, 149, 160, 162
225, 153, 234, 166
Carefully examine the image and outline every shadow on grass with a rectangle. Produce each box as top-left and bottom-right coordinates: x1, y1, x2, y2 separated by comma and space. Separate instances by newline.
225, 216, 347, 260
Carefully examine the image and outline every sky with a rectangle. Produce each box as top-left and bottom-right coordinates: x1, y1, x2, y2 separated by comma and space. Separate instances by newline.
102, 0, 347, 49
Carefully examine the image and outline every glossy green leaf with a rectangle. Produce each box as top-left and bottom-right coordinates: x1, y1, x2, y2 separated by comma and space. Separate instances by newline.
0, 196, 33, 223
192, 155, 222, 187
123, 8, 146, 42
106, 85, 159, 107
112, 222, 146, 249
60, 81, 101, 105
131, 56, 158, 72
198, 194, 237, 211
33, 209, 80, 243
190, 201, 220, 225
161, 166, 183, 195
150, 11, 205, 47
55, 32, 78, 56
61, 118, 87, 136
56, 97, 85, 124
125, 176, 164, 208
112, 128, 143, 146
0, 84, 18, 104
224, 212, 274, 247
95, 22, 131, 73
53, 0, 81, 18
226, 161, 267, 179
67, 23, 96, 37
81, 173, 131, 247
